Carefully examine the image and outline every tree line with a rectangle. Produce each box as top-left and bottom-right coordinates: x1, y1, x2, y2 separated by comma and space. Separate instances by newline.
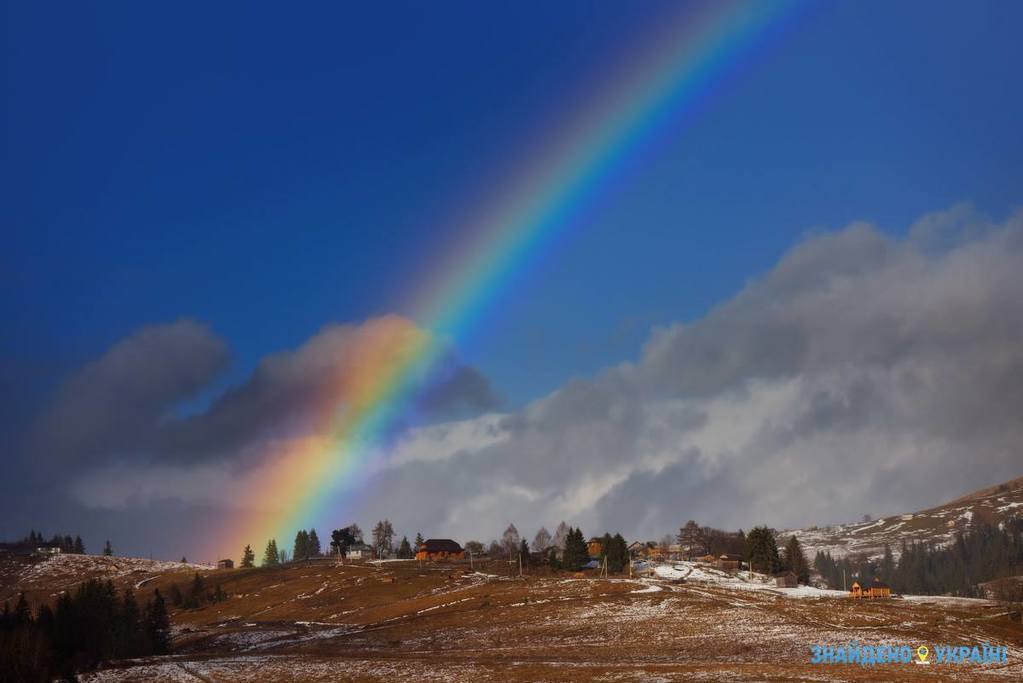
815, 518, 1023, 596
0, 581, 170, 682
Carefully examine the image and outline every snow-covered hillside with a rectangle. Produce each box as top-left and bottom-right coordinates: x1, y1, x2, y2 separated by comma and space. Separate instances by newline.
782, 475, 1023, 561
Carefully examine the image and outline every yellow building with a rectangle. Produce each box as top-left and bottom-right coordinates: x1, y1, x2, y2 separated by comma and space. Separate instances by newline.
849, 578, 891, 599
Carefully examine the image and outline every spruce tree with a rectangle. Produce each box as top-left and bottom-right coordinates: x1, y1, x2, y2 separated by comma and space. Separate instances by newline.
745, 526, 780, 574
145, 589, 171, 655
414, 532, 424, 552
103, 540, 113, 556
73, 536, 85, 554
308, 529, 321, 557
782, 535, 808, 584
241, 544, 255, 568
607, 533, 628, 573
263, 539, 280, 567
293, 530, 309, 561
397, 536, 413, 559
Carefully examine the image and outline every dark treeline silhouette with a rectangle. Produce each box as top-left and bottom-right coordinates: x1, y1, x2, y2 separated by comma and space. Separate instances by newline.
168, 572, 227, 610
0, 580, 170, 682
3, 530, 85, 555
815, 518, 1023, 596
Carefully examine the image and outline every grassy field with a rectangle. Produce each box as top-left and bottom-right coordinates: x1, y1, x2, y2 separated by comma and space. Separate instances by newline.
6, 554, 1019, 681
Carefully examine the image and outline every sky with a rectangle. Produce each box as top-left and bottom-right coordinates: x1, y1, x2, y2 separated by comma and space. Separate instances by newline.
2, 1, 1022, 561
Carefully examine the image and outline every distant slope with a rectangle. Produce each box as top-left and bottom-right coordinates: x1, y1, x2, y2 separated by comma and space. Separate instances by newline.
785, 475, 1023, 561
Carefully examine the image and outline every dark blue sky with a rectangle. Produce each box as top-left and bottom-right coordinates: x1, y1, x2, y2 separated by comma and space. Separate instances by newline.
3, 0, 1021, 411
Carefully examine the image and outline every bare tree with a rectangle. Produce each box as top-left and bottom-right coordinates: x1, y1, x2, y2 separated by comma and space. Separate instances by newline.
532, 527, 552, 553
501, 524, 520, 560
677, 520, 704, 560
552, 521, 570, 549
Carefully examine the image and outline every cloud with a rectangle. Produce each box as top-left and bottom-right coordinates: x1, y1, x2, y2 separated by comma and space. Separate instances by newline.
49, 205, 1023, 555
29, 319, 229, 467
346, 205, 1023, 542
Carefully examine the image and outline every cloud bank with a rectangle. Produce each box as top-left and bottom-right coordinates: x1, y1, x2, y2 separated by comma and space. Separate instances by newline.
22, 204, 1023, 555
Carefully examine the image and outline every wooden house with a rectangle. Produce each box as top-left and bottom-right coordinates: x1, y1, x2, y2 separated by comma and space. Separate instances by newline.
849, 578, 891, 599
347, 543, 373, 560
216, 558, 234, 569
587, 537, 604, 558
627, 541, 646, 559
415, 539, 464, 561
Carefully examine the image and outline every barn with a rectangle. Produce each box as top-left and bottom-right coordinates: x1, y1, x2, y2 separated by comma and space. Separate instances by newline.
415, 539, 464, 561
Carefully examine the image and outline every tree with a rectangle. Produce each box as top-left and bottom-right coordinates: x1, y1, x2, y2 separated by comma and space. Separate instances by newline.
145, 589, 171, 654
396, 536, 413, 559
181, 556, 187, 563
241, 544, 255, 568
293, 530, 310, 561
349, 523, 363, 543
501, 524, 521, 560
372, 520, 395, 558
262, 539, 280, 567
880, 542, 895, 585
552, 521, 570, 549
562, 527, 589, 571
677, 520, 703, 560
169, 584, 184, 608
330, 528, 356, 557
782, 535, 809, 584
278, 548, 290, 563
308, 529, 321, 557
103, 540, 113, 556
414, 532, 424, 552
487, 540, 502, 559
532, 527, 552, 553
464, 540, 484, 555
518, 539, 531, 568
745, 526, 780, 574
187, 572, 207, 608
73, 536, 85, 554
606, 533, 628, 573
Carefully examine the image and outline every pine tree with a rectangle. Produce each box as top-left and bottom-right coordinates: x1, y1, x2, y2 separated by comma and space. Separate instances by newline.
308, 529, 321, 557
241, 544, 255, 568
262, 539, 279, 567
103, 540, 113, 556
607, 533, 628, 573
293, 530, 309, 561
782, 535, 809, 584
745, 526, 780, 574
118, 587, 142, 655
145, 589, 171, 655
188, 572, 207, 608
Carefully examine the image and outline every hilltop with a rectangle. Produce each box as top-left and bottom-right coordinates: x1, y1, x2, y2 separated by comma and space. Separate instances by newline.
785, 476, 1023, 561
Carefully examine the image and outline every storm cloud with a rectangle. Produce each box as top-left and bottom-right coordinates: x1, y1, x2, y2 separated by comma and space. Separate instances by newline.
21, 205, 1023, 557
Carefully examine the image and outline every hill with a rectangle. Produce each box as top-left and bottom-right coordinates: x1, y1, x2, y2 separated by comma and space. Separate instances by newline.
3, 549, 1021, 679
785, 476, 1023, 561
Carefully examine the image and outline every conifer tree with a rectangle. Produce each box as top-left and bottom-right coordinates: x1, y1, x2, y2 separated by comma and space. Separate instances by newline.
308, 529, 321, 557
782, 535, 809, 584
607, 533, 628, 573
414, 532, 424, 551
145, 589, 171, 654
745, 526, 780, 574
519, 539, 530, 568
73, 536, 85, 554
262, 539, 279, 567
241, 544, 255, 568
103, 540, 113, 556
293, 530, 309, 561
397, 536, 413, 559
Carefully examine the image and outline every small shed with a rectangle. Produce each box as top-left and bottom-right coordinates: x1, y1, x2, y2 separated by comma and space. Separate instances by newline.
217, 558, 234, 569
715, 554, 742, 571
774, 572, 799, 587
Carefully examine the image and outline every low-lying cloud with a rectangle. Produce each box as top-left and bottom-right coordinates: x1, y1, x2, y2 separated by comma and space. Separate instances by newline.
20, 204, 1023, 556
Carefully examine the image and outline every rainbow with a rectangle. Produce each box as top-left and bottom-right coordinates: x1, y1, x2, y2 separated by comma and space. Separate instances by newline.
221, 0, 800, 557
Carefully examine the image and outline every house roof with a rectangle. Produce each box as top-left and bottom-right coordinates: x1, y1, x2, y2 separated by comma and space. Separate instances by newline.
420, 539, 463, 553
